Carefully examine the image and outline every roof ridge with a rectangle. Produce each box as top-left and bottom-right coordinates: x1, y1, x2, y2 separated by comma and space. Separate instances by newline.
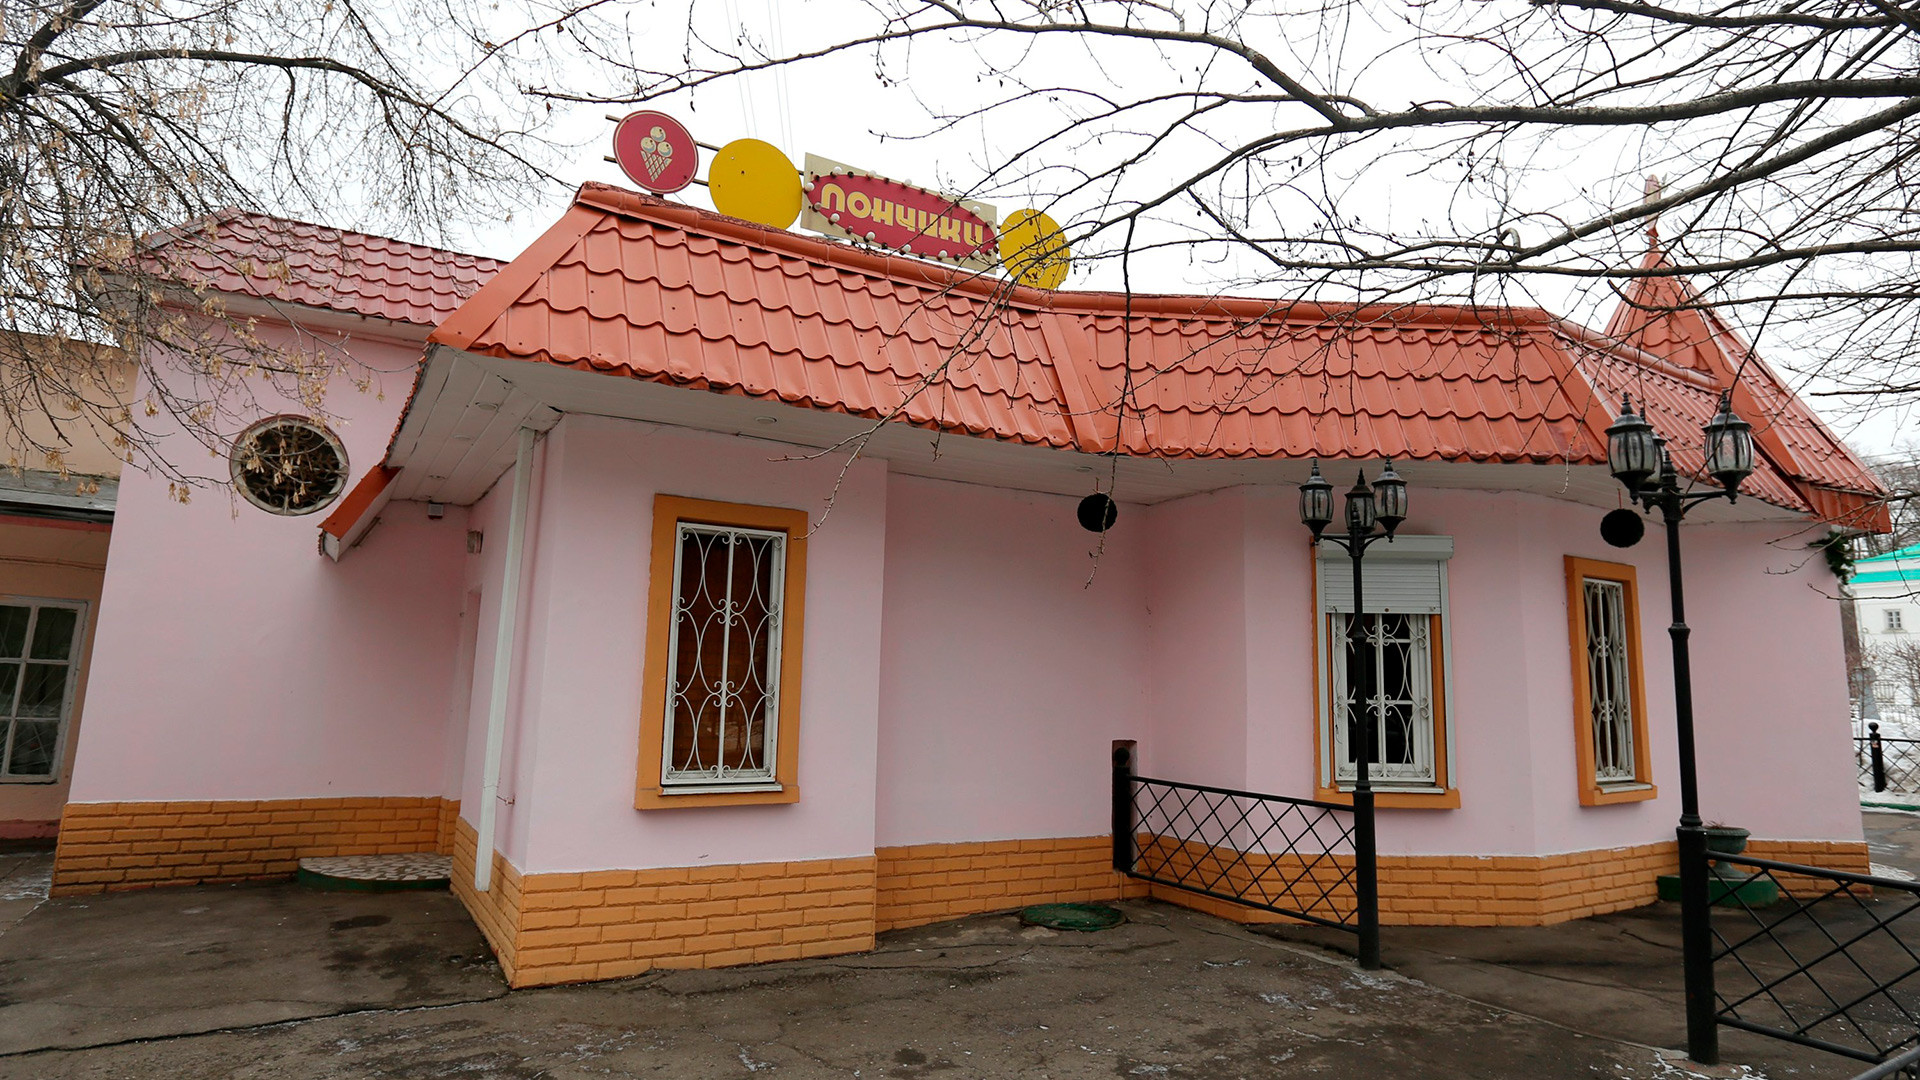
571, 182, 1579, 331
139, 206, 504, 267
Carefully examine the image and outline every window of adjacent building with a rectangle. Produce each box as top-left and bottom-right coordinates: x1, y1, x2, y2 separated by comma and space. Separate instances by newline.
1565, 557, 1655, 805
0, 600, 85, 782
1315, 536, 1454, 802
637, 495, 807, 809
1889, 609, 1906, 633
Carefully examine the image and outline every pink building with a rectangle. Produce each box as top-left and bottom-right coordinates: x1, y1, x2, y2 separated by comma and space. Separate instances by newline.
49, 186, 1888, 987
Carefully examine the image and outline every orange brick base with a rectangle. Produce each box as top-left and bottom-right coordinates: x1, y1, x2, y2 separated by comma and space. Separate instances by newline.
1133, 837, 1872, 929
449, 819, 879, 988
1376, 843, 1679, 926
50, 796, 457, 896
50, 801, 1877, 983
874, 837, 1145, 931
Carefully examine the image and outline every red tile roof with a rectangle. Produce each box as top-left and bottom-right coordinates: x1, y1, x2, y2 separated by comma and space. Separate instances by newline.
134, 210, 504, 328
426, 183, 1886, 528
1605, 246, 1887, 529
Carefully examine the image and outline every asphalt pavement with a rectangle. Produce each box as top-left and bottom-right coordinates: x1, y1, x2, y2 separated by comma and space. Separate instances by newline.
3, 818, 1916, 1078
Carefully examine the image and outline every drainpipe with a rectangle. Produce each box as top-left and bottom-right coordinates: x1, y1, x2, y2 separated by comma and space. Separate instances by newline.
474, 426, 536, 892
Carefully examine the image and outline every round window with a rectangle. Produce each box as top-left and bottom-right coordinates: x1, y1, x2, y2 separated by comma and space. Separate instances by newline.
230, 416, 349, 516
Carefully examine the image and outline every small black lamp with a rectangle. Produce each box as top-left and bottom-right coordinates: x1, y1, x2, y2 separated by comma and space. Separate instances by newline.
1299, 460, 1335, 540
1605, 394, 1660, 493
1703, 391, 1755, 499
1344, 471, 1376, 535
1372, 461, 1408, 537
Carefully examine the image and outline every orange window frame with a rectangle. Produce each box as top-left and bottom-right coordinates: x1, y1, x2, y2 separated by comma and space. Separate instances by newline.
1565, 556, 1656, 806
636, 494, 808, 810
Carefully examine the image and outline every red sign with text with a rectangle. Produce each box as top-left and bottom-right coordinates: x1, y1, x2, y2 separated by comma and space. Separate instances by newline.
804, 167, 997, 265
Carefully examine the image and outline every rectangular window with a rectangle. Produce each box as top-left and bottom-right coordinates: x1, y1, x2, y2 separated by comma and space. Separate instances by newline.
1330, 611, 1436, 784
1566, 557, 1655, 805
663, 523, 786, 786
1315, 536, 1454, 804
1889, 609, 1906, 633
1583, 579, 1636, 782
0, 599, 85, 782
638, 496, 807, 808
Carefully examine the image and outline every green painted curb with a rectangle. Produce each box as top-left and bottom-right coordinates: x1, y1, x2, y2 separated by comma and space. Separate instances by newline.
1655, 873, 1779, 907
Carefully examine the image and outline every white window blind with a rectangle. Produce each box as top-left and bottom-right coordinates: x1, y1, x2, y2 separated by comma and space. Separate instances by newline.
1315, 536, 1453, 615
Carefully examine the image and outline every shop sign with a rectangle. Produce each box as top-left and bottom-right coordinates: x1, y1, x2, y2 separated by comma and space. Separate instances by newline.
799, 154, 998, 271
612, 111, 700, 194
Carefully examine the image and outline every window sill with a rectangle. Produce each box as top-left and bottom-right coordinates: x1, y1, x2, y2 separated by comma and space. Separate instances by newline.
1315, 785, 1460, 810
1581, 781, 1658, 807
0, 775, 57, 785
635, 782, 799, 810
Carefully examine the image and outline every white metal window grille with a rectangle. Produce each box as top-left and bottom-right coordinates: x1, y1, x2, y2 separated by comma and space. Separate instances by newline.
1583, 578, 1637, 783
0, 600, 83, 781
1329, 612, 1435, 784
661, 523, 786, 790
1890, 609, 1906, 633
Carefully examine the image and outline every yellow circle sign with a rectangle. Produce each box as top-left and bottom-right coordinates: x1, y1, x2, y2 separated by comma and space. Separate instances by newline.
999, 209, 1071, 290
709, 139, 803, 230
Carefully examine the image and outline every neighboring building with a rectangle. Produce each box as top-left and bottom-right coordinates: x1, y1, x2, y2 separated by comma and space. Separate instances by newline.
1854, 543, 1920, 709
50, 186, 1887, 986
0, 331, 130, 840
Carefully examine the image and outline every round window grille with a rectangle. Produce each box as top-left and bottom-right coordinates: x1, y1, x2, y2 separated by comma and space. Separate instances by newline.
230, 416, 349, 516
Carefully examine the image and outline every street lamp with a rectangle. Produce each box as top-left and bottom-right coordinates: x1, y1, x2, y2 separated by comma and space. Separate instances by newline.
1605, 391, 1756, 1067
1299, 458, 1406, 971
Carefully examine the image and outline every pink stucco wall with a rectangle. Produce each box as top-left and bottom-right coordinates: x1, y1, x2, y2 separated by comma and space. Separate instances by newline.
69, 332, 470, 805
874, 475, 1150, 847
1689, 522, 1860, 841
1140, 490, 1252, 791
483, 414, 889, 874
1131, 484, 1860, 858
70, 338, 1860, 871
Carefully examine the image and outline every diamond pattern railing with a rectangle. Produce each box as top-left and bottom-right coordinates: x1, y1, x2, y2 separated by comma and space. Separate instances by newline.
1119, 774, 1362, 931
1711, 852, 1920, 1065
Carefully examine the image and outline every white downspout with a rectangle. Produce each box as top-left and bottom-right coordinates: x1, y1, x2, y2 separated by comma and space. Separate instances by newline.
474, 426, 536, 892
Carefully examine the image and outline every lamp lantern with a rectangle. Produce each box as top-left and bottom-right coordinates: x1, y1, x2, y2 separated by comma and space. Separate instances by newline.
1703, 391, 1755, 498
1373, 461, 1408, 537
1298, 459, 1335, 539
1344, 471, 1377, 534
1606, 394, 1661, 493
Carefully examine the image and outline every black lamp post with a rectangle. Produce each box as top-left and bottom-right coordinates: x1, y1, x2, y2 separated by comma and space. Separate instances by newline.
1299, 458, 1405, 971
1605, 391, 1756, 1066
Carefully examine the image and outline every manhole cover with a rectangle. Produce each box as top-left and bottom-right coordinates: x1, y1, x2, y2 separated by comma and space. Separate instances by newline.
1019, 902, 1125, 931
298, 853, 451, 892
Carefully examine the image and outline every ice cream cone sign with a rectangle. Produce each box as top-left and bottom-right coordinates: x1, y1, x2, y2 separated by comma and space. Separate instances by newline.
612, 111, 700, 195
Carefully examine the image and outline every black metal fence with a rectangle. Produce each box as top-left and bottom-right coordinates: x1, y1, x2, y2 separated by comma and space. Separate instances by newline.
1111, 746, 1373, 947
1852, 1045, 1920, 1080
1858, 724, 1920, 795
1710, 851, 1920, 1065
